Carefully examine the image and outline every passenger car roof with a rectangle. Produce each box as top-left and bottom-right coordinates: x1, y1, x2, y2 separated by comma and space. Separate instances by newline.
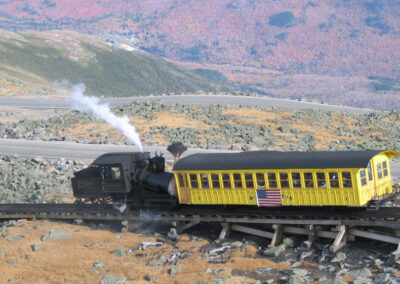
173, 150, 398, 171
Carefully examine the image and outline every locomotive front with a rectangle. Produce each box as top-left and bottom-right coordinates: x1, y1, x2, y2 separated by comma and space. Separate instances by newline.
72, 152, 177, 207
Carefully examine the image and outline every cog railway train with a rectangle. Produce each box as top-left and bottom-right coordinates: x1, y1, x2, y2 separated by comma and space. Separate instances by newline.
71, 144, 398, 209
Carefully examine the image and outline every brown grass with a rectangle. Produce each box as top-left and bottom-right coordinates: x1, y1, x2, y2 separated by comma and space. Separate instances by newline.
0, 219, 292, 284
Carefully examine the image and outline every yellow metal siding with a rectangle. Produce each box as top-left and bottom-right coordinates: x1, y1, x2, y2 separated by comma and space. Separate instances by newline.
175, 168, 365, 206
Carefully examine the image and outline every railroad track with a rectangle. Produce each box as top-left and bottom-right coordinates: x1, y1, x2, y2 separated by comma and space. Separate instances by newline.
0, 203, 399, 228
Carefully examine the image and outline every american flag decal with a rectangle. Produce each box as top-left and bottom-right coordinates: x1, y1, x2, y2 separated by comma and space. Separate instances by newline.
256, 190, 282, 207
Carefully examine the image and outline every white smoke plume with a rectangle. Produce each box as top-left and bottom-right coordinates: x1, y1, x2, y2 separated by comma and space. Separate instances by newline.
71, 83, 143, 152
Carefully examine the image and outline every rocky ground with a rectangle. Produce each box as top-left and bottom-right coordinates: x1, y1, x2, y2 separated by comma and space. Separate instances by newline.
0, 155, 88, 204
0, 218, 399, 284
0, 100, 399, 152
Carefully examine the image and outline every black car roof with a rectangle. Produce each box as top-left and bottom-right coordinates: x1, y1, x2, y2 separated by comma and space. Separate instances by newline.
173, 150, 398, 171
92, 152, 150, 165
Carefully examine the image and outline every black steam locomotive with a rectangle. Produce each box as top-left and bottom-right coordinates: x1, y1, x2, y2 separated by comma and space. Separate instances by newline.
71, 151, 177, 208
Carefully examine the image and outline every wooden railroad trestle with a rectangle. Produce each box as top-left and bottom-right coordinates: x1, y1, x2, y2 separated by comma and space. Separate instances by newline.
1, 205, 400, 254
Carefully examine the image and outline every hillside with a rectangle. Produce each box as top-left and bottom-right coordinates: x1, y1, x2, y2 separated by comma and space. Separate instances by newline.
0, 30, 227, 97
0, 0, 399, 108
0, 0, 399, 78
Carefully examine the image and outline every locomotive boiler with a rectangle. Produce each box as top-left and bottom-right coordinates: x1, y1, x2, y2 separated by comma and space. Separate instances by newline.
72, 152, 177, 208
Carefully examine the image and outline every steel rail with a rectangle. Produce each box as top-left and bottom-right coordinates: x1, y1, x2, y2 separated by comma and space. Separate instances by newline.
0, 203, 399, 229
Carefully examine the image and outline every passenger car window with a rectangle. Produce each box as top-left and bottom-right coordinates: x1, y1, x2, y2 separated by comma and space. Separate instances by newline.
201, 173, 209, 188
245, 173, 254, 188
279, 173, 289, 188
383, 161, 388, 177
342, 172, 352, 188
360, 170, 367, 186
233, 173, 243, 188
211, 174, 220, 188
368, 162, 373, 181
377, 163, 383, 179
291, 173, 301, 188
329, 172, 339, 188
178, 173, 185, 187
222, 173, 231, 189
268, 173, 277, 188
190, 174, 198, 188
256, 173, 265, 188
304, 172, 314, 188
317, 172, 326, 188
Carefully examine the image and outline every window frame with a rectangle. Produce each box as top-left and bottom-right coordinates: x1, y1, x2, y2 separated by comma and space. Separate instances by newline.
291, 172, 302, 188
233, 173, 243, 189
189, 173, 199, 189
256, 173, 266, 188
360, 169, 367, 186
201, 173, 210, 189
222, 173, 232, 189
383, 161, 388, 177
304, 172, 314, 189
341, 172, 352, 188
279, 172, 289, 189
211, 173, 220, 189
329, 172, 339, 189
267, 172, 277, 188
377, 163, 383, 179
244, 173, 254, 189
316, 172, 327, 189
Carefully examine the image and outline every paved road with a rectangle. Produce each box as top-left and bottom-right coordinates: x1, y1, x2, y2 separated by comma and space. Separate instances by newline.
0, 95, 373, 113
0, 138, 231, 161
0, 139, 398, 178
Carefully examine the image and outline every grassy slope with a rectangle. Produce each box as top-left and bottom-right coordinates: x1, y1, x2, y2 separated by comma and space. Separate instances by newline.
0, 31, 228, 97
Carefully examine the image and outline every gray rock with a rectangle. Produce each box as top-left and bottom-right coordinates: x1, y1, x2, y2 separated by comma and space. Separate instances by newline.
263, 244, 286, 257
168, 266, 182, 275
209, 246, 229, 255
288, 275, 305, 284
0, 251, 5, 257
374, 273, 394, 283
353, 277, 373, 284
144, 275, 155, 282
148, 255, 167, 266
293, 269, 308, 276
333, 276, 347, 284
32, 243, 48, 251
211, 278, 227, 284
41, 229, 72, 241
283, 237, 294, 248
214, 268, 228, 274
94, 261, 106, 268
99, 274, 126, 284
8, 275, 18, 282
140, 241, 163, 250
348, 267, 372, 279
299, 251, 313, 261
84, 240, 99, 247
204, 268, 212, 274
331, 252, 346, 263
7, 235, 24, 241
6, 259, 18, 264
112, 248, 125, 256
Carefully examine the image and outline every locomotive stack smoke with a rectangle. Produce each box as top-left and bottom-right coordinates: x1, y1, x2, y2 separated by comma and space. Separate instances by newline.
71, 83, 143, 152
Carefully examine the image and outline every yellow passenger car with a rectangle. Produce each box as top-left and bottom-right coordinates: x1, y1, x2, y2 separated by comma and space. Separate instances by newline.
173, 150, 398, 207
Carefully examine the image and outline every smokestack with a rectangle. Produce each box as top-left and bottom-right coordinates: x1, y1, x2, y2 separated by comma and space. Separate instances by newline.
167, 142, 187, 162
